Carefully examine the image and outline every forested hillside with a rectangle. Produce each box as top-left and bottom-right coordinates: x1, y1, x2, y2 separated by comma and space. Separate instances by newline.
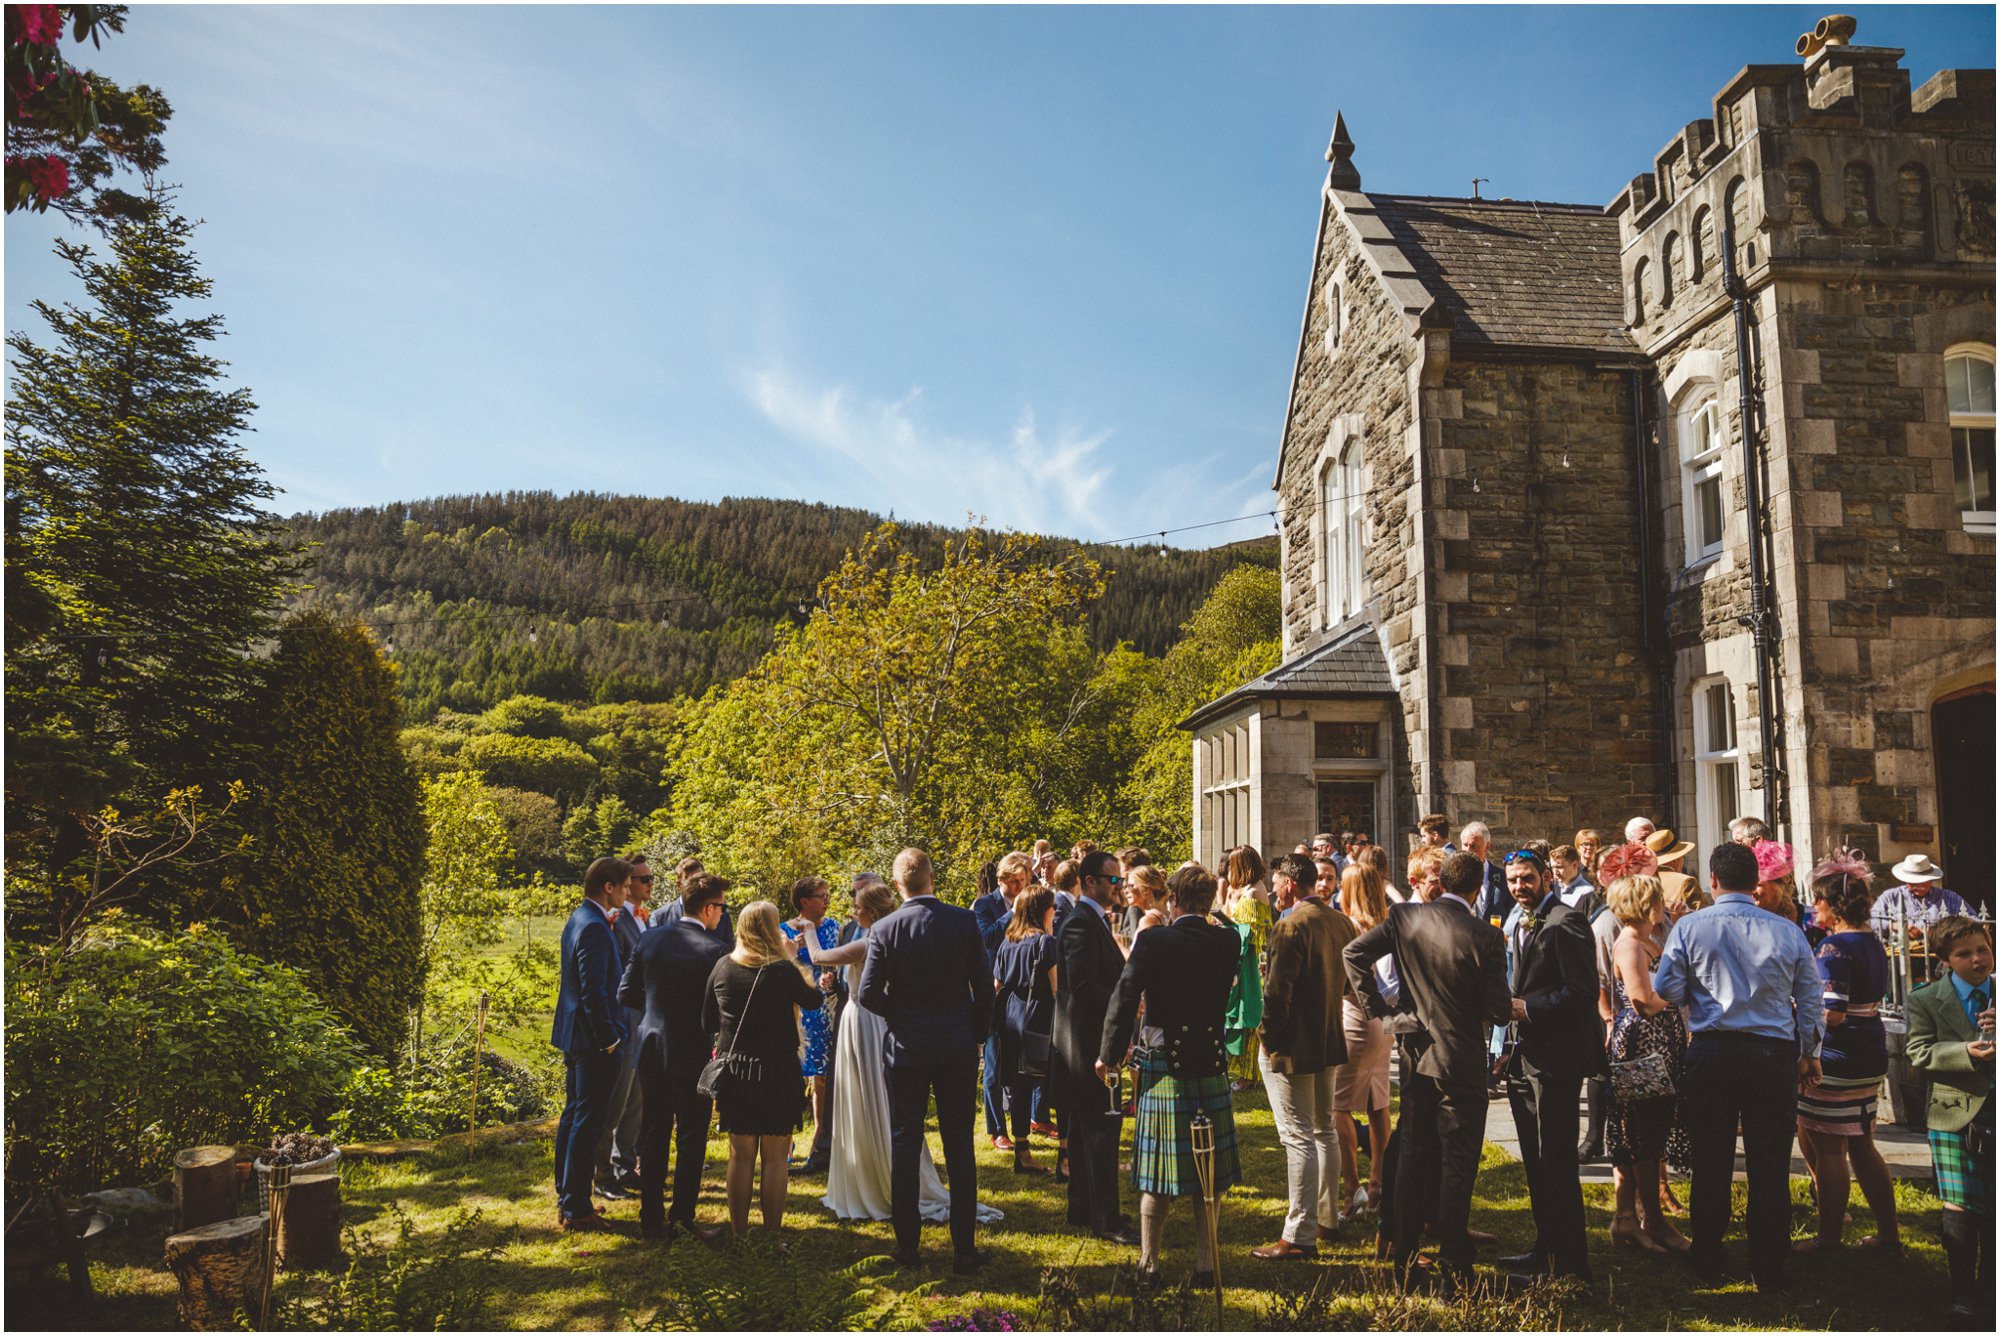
289, 492, 1278, 718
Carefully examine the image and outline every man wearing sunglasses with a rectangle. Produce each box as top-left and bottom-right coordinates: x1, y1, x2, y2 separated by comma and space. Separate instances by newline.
1498, 848, 1604, 1285
1053, 850, 1139, 1246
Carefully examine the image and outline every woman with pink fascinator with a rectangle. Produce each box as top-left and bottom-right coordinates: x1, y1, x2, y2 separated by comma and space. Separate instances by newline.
1749, 840, 1807, 928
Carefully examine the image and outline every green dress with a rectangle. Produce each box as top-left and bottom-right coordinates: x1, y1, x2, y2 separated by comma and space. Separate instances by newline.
1223, 893, 1272, 1082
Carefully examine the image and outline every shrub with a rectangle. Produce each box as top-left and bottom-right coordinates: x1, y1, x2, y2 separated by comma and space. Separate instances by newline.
234, 610, 427, 1053
267, 1206, 502, 1330
329, 1039, 547, 1143
4, 922, 363, 1192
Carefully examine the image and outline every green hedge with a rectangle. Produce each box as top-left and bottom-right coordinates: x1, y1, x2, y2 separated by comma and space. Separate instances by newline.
4, 923, 363, 1192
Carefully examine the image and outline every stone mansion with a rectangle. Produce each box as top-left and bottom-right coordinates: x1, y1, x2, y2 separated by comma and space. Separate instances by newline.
1182, 22, 1996, 909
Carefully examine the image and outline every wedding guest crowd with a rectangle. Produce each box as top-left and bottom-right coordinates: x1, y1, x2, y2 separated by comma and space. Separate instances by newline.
544, 813, 1992, 1320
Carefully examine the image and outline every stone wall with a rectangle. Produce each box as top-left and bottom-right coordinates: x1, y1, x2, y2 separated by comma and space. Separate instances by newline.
1429, 358, 1666, 843
1617, 36, 1997, 866
1274, 190, 1428, 838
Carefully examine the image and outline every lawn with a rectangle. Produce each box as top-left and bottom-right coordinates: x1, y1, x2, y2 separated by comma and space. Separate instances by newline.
6, 1081, 1973, 1332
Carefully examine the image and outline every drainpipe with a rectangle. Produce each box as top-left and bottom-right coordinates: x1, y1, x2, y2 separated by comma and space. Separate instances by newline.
1721, 223, 1787, 838
1627, 369, 1675, 824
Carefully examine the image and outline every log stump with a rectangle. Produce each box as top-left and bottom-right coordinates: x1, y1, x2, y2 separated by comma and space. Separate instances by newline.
172, 1146, 239, 1233
163, 1214, 267, 1331
276, 1172, 340, 1268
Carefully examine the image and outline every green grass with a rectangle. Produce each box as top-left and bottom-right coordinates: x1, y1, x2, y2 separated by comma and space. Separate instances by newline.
6, 1084, 1971, 1331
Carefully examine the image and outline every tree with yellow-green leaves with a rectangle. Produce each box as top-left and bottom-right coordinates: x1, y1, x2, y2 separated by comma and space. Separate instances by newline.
666, 524, 1107, 898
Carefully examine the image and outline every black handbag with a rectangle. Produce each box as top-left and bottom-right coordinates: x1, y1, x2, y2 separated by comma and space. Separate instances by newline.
1020, 1029, 1052, 1079
696, 963, 768, 1099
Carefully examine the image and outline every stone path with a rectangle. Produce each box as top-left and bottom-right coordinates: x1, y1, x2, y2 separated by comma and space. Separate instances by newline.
1479, 1085, 1935, 1183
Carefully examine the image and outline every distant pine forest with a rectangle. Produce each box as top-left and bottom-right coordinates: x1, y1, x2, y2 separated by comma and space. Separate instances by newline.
289, 492, 1279, 719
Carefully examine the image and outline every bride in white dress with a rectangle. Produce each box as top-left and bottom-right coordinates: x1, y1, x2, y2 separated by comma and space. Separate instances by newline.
797, 881, 1002, 1225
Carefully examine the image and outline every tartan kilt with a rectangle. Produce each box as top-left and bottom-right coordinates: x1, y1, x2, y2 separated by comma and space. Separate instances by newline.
1930, 1121, 1992, 1214
1131, 1051, 1240, 1198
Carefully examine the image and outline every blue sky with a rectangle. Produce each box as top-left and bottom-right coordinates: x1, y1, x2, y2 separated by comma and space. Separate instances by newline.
5, 4, 1992, 543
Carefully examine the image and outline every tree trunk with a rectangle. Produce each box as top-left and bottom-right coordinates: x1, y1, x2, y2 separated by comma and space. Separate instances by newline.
163, 1214, 267, 1331
276, 1172, 340, 1268
172, 1146, 239, 1233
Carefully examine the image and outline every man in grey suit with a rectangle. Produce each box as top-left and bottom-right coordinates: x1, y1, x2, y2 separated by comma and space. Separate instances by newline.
1344, 852, 1511, 1291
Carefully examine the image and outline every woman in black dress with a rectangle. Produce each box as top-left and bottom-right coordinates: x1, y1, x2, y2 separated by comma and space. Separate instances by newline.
993, 886, 1060, 1174
702, 900, 824, 1243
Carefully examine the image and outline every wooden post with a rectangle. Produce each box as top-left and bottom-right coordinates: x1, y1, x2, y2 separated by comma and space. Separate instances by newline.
469, 991, 491, 1134
275, 1172, 340, 1269
163, 1215, 267, 1330
172, 1147, 239, 1233
260, 1164, 289, 1326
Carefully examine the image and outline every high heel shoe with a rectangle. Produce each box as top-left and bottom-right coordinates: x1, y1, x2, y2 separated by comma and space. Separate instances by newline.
1644, 1220, 1692, 1254
1611, 1212, 1670, 1255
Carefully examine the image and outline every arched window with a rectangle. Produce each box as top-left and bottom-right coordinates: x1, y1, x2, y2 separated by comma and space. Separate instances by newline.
1946, 345, 1996, 532
1319, 445, 1366, 626
1681, 396, 1726, 563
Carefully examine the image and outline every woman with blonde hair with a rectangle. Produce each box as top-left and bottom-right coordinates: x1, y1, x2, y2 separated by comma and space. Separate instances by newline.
1601, 873, 1689, 1256
1220, 846, 1274, 1089
1122, 864, 1168, 943
1333, 863, 1393, 1217
701, 900, 824, 1243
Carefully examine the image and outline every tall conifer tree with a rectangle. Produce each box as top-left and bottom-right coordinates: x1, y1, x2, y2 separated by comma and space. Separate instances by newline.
5, 192, 292, 911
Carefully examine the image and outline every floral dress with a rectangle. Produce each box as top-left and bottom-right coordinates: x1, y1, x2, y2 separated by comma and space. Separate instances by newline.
1605, 957, 1690, 1169
781, 917, 841, 1077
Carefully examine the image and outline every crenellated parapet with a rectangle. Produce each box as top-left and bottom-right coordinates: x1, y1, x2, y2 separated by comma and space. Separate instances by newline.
1607, 19, 1994, 350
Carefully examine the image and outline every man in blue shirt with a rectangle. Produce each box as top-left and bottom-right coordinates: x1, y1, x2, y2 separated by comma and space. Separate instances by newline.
1655, 841, 1824, 1292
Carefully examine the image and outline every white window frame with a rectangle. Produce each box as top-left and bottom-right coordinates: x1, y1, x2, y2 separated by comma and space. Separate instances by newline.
1945, 343, 1995, 535
1199, 718, 1254, 867
1680, 396, 1726, 566
1691, 676, 1740, 859
1318, 445, 1365, 629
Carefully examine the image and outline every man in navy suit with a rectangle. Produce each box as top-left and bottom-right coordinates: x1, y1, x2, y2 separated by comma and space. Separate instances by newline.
552, 856, 631, 1230
973, 855, 1019, 1148
857, 848, 993, 1275
617, 871, 731, 1241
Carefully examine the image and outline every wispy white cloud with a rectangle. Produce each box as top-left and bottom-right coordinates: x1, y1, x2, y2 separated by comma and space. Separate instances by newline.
746, 365, 1117, 537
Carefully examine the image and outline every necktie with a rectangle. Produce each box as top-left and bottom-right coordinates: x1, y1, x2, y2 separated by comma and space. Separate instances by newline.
1970, 986, 1990, 1031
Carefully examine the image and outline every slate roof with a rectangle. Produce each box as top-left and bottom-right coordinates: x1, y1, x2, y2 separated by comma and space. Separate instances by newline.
1179, 621, 1396, 731
1366, 195, 1638, 357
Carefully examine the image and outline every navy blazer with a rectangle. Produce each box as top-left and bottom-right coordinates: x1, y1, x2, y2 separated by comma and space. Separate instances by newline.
649, 894, 735, 947
552, 900, 627, 1055
972, 889, 1011, 967
616, 917, 730, 1078
856, 895, 992, 1068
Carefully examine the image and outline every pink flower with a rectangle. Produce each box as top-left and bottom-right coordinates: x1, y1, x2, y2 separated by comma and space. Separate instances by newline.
9, 5, 65, 47
23, 153, 69, 201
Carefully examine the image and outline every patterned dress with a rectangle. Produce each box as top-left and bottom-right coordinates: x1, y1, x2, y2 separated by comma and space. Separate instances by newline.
781, 917, 841, 1078
1605, 957, 1690, 1168
1798, 930, 1889, 1136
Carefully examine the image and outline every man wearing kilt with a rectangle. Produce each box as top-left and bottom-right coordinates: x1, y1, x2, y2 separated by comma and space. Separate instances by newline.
1905, 914, 1995, 1323
1098, 863, 1243, 1285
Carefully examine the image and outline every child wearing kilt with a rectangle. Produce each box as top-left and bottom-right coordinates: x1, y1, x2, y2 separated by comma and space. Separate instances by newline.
1098, 865, 1243, 1283
1904, 914, 1995, 1323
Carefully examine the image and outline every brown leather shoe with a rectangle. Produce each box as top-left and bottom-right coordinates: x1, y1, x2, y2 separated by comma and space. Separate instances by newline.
561, 1213, 612, 1233
686, 1221, 726, 1245
1466, 1227, 1498, 1245
1316, 1224, 1340, 1244
1251, 1239, 1319, 1260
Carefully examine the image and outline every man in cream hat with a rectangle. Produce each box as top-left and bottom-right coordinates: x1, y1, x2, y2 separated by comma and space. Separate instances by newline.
1870, 854, 1969, 937
1644, 829, 1697, 905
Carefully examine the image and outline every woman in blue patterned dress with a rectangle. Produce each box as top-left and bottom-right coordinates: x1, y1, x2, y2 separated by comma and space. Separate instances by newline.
781, 876, 841, 1173
1794, 853, 1898, 1253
